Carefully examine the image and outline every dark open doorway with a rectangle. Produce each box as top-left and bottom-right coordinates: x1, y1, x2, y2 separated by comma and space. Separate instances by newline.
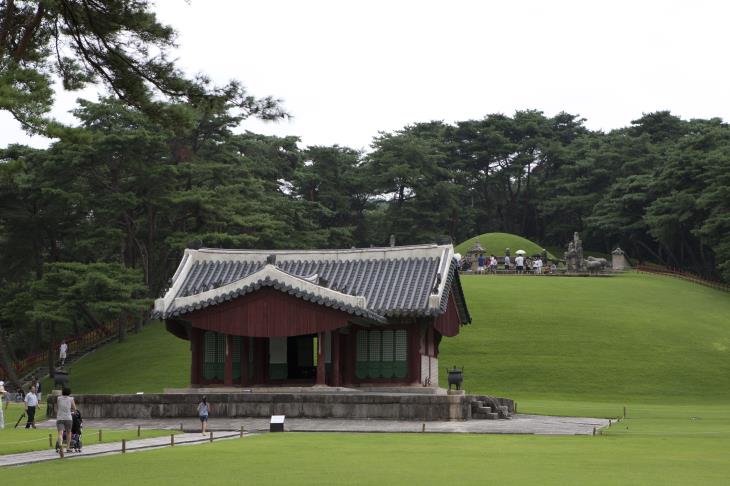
287, 334, 316, 380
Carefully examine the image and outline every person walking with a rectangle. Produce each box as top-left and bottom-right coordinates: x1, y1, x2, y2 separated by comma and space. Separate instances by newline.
59, 340, 68, 366
56, 387, 77, 453
197, 396, 211, 435
0, 381, 7, 429
503, 254, 511, 272
24, 385, 38, 429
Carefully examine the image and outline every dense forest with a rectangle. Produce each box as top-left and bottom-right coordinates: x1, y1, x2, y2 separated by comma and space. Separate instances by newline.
1, 1, 728, 369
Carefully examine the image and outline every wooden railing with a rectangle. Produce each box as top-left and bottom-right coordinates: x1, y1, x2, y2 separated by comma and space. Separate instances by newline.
636, 265, 730, 292
0, 320, 131, 382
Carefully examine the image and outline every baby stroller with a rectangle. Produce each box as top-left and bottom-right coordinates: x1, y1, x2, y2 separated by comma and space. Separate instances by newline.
56, 410, 83, 453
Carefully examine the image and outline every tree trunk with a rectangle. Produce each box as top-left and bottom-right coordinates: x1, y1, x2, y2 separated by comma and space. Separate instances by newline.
0, 325, 22, 390
118, 316, 127, 343
48, 321, 56, 378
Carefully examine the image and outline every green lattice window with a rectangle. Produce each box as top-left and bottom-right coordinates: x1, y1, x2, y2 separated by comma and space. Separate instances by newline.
203, 331, 225, 381
356, 329, 408, 379
232, 336, 242, 381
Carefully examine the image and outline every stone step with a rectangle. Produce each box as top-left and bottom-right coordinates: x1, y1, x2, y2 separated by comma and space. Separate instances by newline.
472, 411, 500, 420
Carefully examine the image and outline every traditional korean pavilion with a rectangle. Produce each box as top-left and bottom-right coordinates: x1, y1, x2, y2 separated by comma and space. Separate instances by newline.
153, 243, 470, 387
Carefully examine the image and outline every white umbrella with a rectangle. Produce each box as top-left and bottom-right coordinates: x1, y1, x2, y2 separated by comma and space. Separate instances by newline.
515, 249, 526, 255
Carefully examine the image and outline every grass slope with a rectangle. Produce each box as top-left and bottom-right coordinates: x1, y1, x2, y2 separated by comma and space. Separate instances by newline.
441, 272, 730, 408
53, 322, 190, 394
456, 232, 556, 260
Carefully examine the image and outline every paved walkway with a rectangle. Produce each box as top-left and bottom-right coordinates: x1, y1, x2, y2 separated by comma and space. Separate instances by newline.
35, 414, 610, 435
0, 431, 243, 468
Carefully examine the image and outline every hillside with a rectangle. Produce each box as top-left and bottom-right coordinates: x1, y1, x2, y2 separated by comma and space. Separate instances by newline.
456, 232, 557, 260
54, 323, 190, 394
441, 272, 730, 406
62, 272, 730, 413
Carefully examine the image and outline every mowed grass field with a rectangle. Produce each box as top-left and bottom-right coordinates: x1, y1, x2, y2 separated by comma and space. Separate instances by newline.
4, 271, 730, 483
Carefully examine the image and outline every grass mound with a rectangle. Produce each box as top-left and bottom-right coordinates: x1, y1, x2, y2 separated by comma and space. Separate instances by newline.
455, 232, 556, 260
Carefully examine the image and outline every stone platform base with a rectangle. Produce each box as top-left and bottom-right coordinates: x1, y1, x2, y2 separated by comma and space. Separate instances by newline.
47, 389, 515, 421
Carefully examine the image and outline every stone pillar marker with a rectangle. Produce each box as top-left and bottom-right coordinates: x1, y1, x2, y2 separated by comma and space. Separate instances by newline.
467, 241, 485, 273
612, 247, 628, 271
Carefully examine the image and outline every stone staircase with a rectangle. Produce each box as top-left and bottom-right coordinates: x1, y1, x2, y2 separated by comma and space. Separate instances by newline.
470, 396, 512, 420
16, 333, 121, 390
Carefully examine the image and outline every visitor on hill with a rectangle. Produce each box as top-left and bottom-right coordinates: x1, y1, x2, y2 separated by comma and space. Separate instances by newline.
197, 396, 211, 435
534, 257, 542, 275
515, 255, 524, 274
503, 255, 511, 271
477, 254, 486, 274
24, 385, 38, 429
550, 262, 557, 274
489, 255, 498, 274
0, 381, 7, 429
34, 377, 41, 401
59, 340, 68, 366
56, 387, 76, 453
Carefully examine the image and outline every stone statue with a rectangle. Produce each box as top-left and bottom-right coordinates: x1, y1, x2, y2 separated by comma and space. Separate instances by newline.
564, 232, 586, 273
586, 256, 608, 274
564, 241, 576, 272
505, 247, 511, 257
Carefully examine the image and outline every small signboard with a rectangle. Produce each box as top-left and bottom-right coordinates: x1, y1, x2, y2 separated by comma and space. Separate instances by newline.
270, 415, 285, 432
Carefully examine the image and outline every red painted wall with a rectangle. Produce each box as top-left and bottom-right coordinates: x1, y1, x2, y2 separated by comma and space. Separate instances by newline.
184, 287, 353, 337
434, 292, 462, 337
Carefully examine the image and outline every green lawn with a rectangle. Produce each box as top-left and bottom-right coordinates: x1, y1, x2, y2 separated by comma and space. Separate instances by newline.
48, 321, 190, 394
2, 428, 729, 485
456, 232, 557, 260
0, 403, 174, 455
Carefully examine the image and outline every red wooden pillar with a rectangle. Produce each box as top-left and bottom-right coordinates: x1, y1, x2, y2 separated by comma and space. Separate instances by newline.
408, 325, 421, 384
240, 337, 250, 386
253, 338, 266, 385
190, 327, 201, 386
331, 329, 341, 387
224, 334, 233, 386
316, 331, 325, 385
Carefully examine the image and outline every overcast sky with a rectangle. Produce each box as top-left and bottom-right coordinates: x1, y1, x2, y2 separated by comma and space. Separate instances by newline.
2, 0, 728, 151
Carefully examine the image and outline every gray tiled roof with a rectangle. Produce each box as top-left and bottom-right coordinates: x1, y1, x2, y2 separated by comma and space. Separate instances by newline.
154, 244, 470, 324
160, 265, 386, 323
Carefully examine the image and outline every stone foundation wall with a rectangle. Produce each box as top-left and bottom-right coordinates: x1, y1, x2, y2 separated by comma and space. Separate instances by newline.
45, 392, 505, 421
